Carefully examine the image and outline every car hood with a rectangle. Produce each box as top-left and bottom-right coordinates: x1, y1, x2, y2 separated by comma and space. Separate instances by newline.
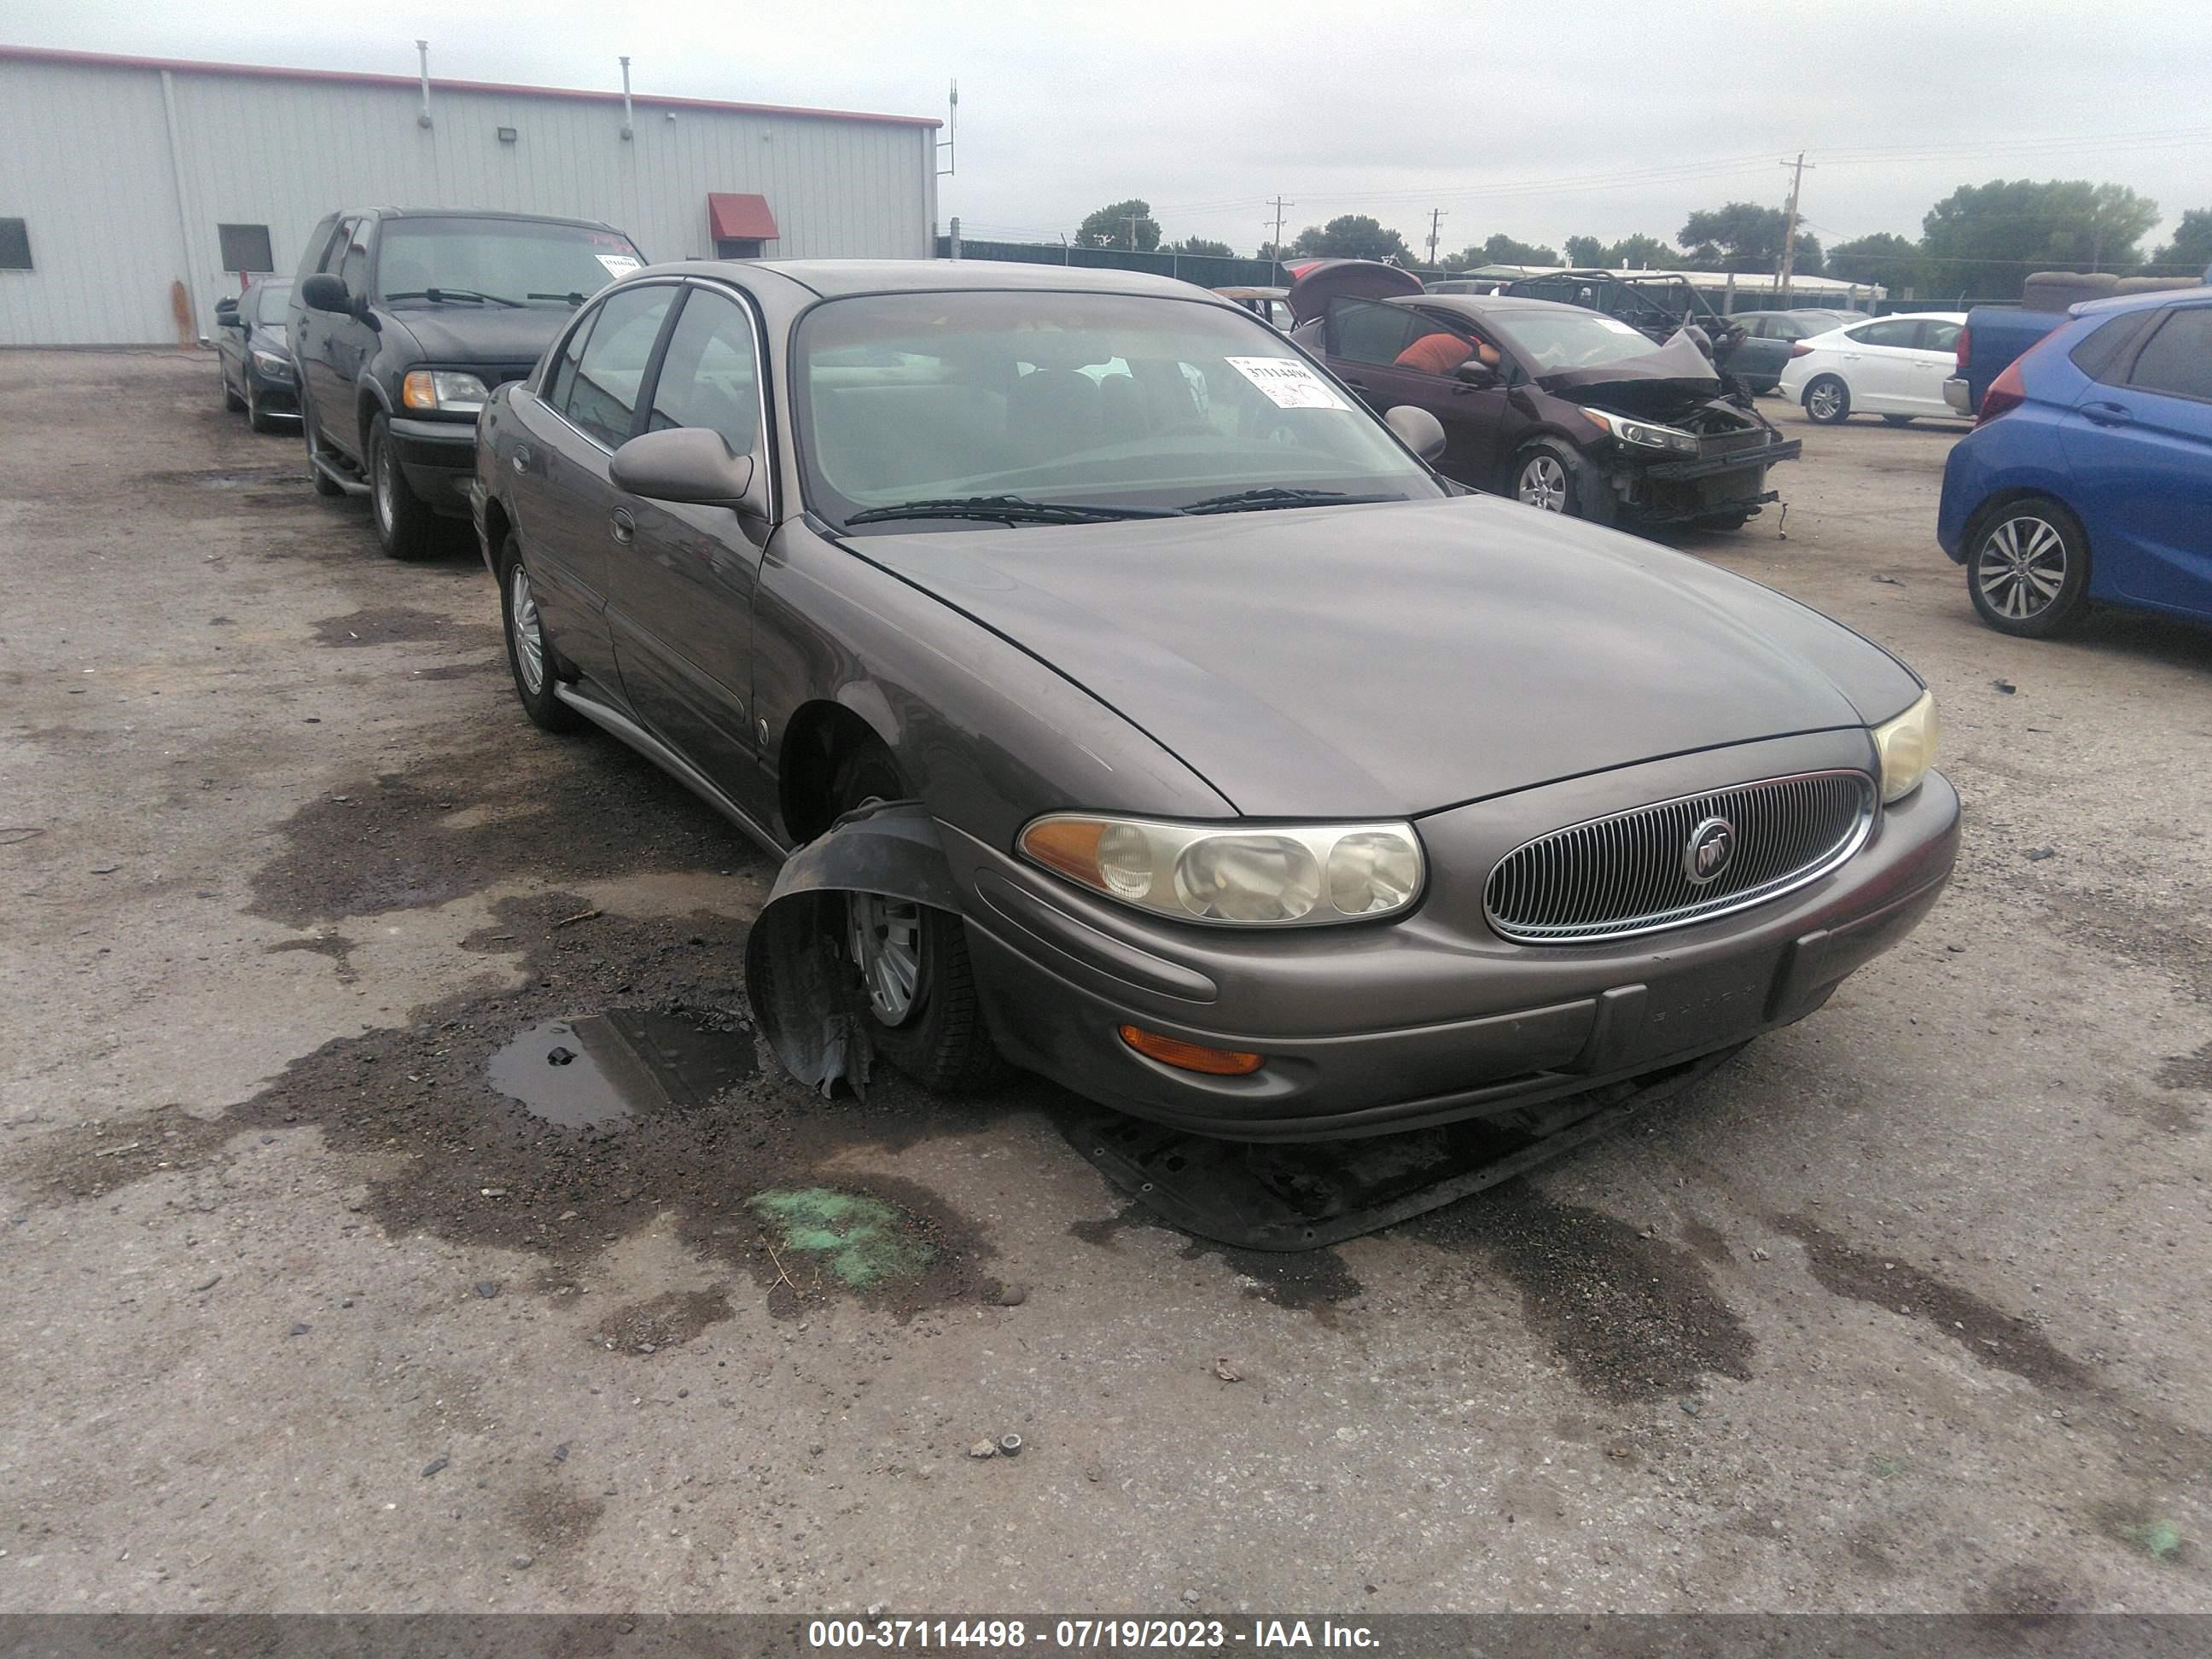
380, 305, 574, 364
847, 498, 1919, 818
1534, 329, 1726, 415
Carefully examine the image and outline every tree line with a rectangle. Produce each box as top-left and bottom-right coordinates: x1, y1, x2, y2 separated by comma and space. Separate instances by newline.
1068, 184, 2212, 300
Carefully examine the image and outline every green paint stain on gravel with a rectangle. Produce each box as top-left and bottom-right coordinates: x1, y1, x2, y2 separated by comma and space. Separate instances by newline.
749, 1188, 935, 1287
2120, 1519, 2184, 1560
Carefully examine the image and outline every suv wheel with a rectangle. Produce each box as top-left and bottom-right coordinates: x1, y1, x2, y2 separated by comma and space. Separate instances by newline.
369, 411, 438, 561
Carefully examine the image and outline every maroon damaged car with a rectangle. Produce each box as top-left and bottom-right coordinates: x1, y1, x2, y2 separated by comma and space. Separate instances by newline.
1288, 260, 1800, 531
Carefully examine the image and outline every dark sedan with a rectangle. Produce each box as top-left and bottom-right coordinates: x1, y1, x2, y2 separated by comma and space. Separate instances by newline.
472, 260, 1955, 1142
213, 277, 297, 432
1289, 262, 1800, 530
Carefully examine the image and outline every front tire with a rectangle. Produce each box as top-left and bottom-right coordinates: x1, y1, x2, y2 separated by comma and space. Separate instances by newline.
1511, 439, 1614, 524
369, 412, 439, 561
1968, 498, 2091, 638
247, 378, 279, 434
830, 744, 1004, 1095
1803, 375, 1850, 423
222, 368, 246, 413
498, 536, 582, 731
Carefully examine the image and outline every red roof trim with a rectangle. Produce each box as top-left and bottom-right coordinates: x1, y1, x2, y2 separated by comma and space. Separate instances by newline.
707, 193, 780, 242
0, 44, 942, 128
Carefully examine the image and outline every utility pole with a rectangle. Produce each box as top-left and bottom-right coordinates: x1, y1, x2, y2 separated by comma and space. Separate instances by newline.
1266, 195, 1294, 264
1427, 207, 1447, 270
1121, 213, 1141, 252
1777, 151, 1814, 305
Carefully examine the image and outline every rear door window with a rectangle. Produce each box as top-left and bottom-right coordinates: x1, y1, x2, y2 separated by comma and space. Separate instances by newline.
1328, 298, 1419, 365
1848, 319, 1921, 348
2124, 307, 2212, 404
1918, 319, 1962, 354
562, 285, 678, 446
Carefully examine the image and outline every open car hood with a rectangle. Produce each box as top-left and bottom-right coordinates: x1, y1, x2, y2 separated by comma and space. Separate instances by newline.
1535, 328, 1722, 402
1284, 259, 1424, 324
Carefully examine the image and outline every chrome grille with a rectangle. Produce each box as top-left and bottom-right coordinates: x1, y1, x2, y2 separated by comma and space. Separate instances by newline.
1485, 770, 1875, 944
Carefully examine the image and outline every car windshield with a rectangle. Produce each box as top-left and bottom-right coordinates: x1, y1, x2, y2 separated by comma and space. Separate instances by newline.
1488, 309, 1662, 372
792, 290, 1444, 529
253, 282, 293, 324
375, 218, 643, 309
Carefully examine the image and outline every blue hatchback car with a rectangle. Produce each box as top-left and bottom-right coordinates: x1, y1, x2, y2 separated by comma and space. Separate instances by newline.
1937, 288, 2212, 637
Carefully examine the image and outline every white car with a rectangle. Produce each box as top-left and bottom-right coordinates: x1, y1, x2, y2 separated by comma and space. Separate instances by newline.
1778, 311, 1968, 426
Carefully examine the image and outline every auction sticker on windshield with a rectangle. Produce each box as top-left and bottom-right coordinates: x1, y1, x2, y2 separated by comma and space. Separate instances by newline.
597, 254, 643, 279
1225, 357, 1350, 410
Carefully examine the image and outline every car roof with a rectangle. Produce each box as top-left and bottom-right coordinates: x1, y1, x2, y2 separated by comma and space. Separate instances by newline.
2074, 286, 2211, 317
636, 258, 1223, 300
346, 207, 626, 232
1850, 311, 1967, 323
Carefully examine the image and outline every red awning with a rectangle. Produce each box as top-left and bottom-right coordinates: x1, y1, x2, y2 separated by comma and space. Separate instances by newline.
707, 193, 778, 242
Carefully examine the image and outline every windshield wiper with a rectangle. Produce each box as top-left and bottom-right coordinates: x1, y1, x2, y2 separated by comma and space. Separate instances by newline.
1180, 486, 1405, 515
843, 494, 1180, 527
382, 287, 524, 308
527, 291, 589, 306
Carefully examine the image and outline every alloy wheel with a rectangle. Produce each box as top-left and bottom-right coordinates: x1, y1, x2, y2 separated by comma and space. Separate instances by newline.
1807, 383, 1843, 420
508, 562, 547, 696
847, 890, 924, 1027
1975, 515, 2069, 621
1518, 454, 1569, 512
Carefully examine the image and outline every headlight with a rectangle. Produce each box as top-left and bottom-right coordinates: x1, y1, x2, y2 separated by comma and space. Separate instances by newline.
1871, 690, 1939, 804
250, 348, 293, 378
1581, 408, 1699, 454
1019, 815, 1424, 926
401, 370, 491, 413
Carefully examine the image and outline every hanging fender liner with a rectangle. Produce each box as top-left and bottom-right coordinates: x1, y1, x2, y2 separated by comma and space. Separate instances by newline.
744, 800, 963, 1097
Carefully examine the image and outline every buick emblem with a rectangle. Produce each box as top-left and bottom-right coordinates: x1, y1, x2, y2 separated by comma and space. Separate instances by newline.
1684, 816, 1736, 886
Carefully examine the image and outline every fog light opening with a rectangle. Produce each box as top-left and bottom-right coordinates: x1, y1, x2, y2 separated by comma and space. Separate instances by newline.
1117, 1026, 1264, 1076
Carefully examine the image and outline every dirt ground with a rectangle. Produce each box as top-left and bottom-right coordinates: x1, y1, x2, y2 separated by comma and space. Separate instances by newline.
3, 350, 2207, 1615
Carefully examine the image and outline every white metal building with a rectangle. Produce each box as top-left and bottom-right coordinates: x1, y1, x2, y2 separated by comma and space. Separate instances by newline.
0, 45, 942, 346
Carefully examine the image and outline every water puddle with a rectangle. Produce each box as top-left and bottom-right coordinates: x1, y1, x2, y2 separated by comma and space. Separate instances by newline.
486, 1009, 757, 1130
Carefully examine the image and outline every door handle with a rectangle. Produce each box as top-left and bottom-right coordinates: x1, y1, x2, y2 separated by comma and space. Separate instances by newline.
511, 445, 533, 474
609, 507, 636, 544
2081, 400, 2132, 427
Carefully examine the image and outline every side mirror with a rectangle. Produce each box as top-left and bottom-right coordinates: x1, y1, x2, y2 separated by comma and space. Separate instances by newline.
214, 298, 241, 327
1452, 358, 1498, 387
1384, 405, 1447, 463
610, 427, 760, 511
300, 273, 352, 313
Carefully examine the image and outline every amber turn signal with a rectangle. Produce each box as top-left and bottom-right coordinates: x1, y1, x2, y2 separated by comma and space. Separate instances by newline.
1117, 1025, 1264, 1076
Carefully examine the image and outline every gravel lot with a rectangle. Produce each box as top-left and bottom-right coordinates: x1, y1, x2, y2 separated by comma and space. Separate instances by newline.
3, 350, 2208, 1615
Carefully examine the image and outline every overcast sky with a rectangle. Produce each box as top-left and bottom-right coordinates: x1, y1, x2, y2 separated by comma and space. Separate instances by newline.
6, 0, 2205, 259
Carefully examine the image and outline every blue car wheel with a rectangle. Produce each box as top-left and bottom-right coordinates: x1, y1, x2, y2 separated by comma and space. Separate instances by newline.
1968, 498, 2090, 638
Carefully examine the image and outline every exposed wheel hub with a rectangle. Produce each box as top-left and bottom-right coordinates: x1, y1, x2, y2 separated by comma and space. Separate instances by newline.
847, 891, 923, 1026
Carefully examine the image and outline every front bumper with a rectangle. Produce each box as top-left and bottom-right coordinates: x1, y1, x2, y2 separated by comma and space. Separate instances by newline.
1615, 437, 1803, 525
1943, 376, 1973, 416
387, 415, 479, 511
246, 360, 300, 413
944, 732, 1959, 1142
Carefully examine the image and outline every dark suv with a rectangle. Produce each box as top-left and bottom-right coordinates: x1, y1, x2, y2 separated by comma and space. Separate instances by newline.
288, 208, 645, 559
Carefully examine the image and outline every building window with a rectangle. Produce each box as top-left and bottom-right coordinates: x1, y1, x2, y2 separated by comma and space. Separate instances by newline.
0, 218, 30, 271
714, 238, 765, 260
218, 223, 275, 274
